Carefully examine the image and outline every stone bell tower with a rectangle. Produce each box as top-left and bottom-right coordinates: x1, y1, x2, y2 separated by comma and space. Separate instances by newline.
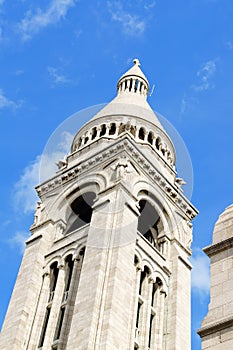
198, 204, 233, 349
0, 59, 198, 350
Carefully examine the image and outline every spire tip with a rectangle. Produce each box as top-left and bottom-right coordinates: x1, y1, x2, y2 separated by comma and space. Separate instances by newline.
133, 58, 141, 67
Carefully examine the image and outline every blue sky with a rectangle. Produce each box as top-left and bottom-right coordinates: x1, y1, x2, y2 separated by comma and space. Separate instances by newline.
0, 1, 233, 348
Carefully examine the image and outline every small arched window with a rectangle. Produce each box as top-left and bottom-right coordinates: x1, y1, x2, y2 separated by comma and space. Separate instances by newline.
99, 124, 106, 136
50, 262, 59, 295
148, 131, 153, 145
135, 79, 139, 92
91, 127, 97, 140
130, 125, 136, 137
138, 127, 145, 141
109, 123, 116, 135
155, 137, 161, 150
118, 123, 126, 134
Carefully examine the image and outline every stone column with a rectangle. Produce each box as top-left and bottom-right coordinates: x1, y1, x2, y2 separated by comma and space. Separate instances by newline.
153, 287, 167, 350
26, 271, 50, 349
140, 277, 153, 348
129, 264, 142, 349
57, 256, 83, 350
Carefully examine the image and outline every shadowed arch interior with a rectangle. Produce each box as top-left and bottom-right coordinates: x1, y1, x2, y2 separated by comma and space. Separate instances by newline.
137, 199, 162, 250
66, 192, 96, 234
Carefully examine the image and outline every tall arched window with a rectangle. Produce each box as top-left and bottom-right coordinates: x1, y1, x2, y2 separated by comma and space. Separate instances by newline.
53, 255, 74, 346
148, 278, 163, 349
137, 199, 162, 251
38, 262, 59, 349
66, 192, 96, 234
134, 265, 150, 348
52, 249, 85, 349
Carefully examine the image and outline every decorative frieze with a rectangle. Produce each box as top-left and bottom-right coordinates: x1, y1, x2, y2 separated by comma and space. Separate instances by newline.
36, 138, 197, 221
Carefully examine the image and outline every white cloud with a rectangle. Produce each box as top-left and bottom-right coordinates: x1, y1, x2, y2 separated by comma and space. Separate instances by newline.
191, 248, 210, 298
193, 59, 217, 92
18, 0, 76, 41
180, 96, 187, 114
144, 1, 156, 10
107, 1, 146, 36
74, 29, 82, 38
15, 69, 24, 76
225, 41, 233, 50
8, 231, 29, 254
39, 132, 73, 182
0, 88, 22, 110
14, 155, 41, 214
14, 131, 73, 214
48, 66, 70, 85
180, 94, 198, 114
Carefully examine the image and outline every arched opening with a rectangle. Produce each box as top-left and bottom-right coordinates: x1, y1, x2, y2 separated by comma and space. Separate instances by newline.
109, 123, 116, 135
99, 124, 106, 137
148, 131, 153, 145
155, 137, 161, 150
130, 125, 136, 137
137, 199, 161, 250
118, 123, 126, 134
38, 261, 59, 348
134, 265, 151, 347
66, 192, 96, 234
52, 249, 86, 349
129, 78, 133, 91
138, 127, 145, 141
50, 262, 59, 298
134, 79, 139, 92
91, 127, 97, 140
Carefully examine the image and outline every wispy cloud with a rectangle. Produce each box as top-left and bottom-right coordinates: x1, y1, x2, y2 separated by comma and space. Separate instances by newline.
191, 248, 210, 299
180, 59, 217, 113
14, 155, 41, 214
15, 69, 24, 76
180, 94, 198, 114
8, 231, 29, 254
144, 1, 156, 10
17, 0, 76, 41
107, 1, 146, 36
48, 66, 71, 85
225, 40, 233, 50
14, 131, 73, 214
193, 59, 217, 92
0, 88, 22, 110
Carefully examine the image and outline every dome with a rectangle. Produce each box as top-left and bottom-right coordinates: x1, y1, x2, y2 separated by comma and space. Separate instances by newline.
90, 58, 164, 129
212, 204, 233, 244
71, 59, 176, 168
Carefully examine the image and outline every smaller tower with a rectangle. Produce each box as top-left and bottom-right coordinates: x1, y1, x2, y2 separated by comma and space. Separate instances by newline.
198, 204, 233, 349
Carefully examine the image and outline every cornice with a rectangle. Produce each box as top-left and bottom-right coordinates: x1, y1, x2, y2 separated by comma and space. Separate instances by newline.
197, 316, 233, 337
204, 236, 233, 257
36, 137, 198, 221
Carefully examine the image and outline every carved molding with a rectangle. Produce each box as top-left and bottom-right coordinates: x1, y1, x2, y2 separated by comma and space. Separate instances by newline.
36, 138, 197, 221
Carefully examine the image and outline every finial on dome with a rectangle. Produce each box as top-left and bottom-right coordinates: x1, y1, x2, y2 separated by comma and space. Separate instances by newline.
133, 58, 141, 67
